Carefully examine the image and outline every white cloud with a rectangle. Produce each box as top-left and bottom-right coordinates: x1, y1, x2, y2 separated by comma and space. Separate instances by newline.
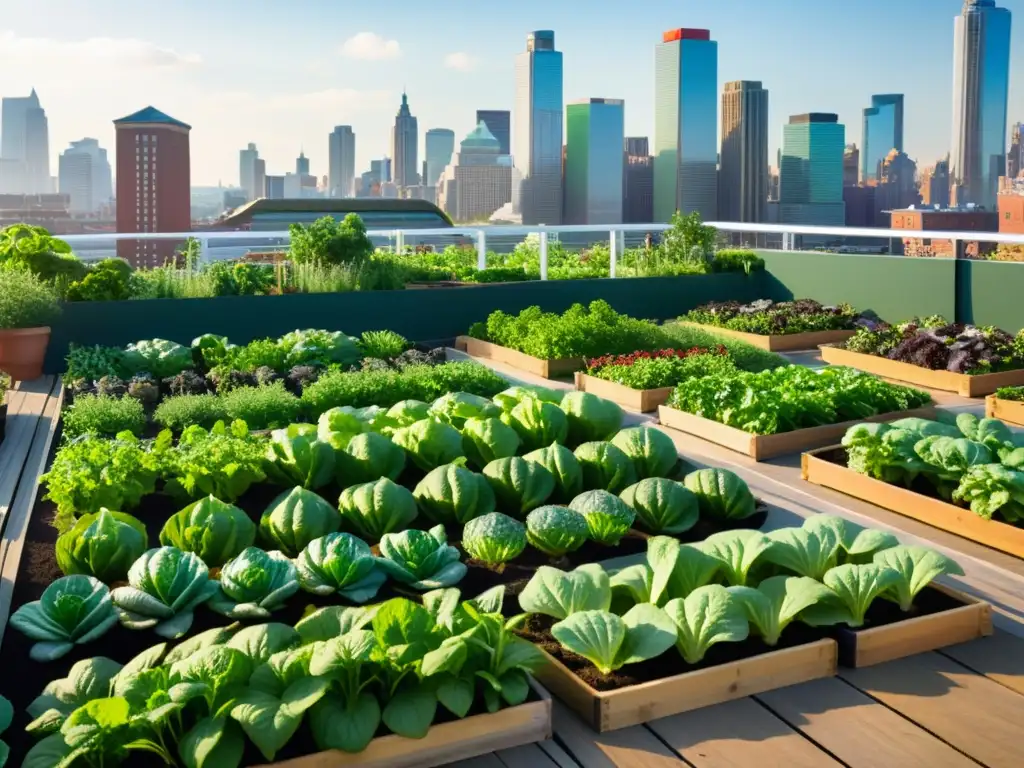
340, 32, 401, 61
0, 30, 201, 68
443, 52, 477, 72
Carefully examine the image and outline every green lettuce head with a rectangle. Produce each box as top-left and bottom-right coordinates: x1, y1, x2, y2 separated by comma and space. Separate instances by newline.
338, 477, 419, 541
159, 495, 256, 568
413, 463, 496, 526
208, 547, 301, 619
335, 431, 407, 487
260, 487, 342, 557
463, 513, 527, 566
56, 508, 148, 583
501, 398, 569, 452
560, 391, 624, 445
683, 468, 757, 521
391, 418, 465, 471
263, 423, 336, 490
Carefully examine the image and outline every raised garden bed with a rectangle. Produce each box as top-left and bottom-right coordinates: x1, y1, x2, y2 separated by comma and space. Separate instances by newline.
675, 321, 854, 352
455, 336, 582, 379
658, 404, 938, 461
986, 395, 1024, 427
802, 446, 1024, 559
574, 372, 672, 413
819, 345, 1024, 397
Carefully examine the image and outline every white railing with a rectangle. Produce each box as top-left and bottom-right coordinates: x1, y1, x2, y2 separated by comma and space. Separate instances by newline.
57, 222, 1024, 279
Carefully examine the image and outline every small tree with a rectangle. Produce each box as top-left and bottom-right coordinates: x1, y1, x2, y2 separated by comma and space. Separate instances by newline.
660, 211, 717, 266
289, 214, 374, 269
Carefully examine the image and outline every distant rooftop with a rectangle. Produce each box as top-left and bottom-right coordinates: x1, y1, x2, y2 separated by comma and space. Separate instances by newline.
789, 113, 839, 124
662, 29, 711, 42
569, 98, 625, 106
114, 106, 191, 130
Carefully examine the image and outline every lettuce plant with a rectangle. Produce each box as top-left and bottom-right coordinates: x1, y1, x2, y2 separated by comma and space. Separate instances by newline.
953, 463, 1024, 522
308, 629, 381, 753
158, 495, 257, 568
55, 508, 148, 583
338, 477, 419, 541
493, 385, 561, 412
461, 416, 521, 469
123, 338, 192, 379
335, 431, 406, 487
620, 478, 699, 535
429, 392, 501, 427
260, 486, 342, 557
25, 657, 124, 736
664, 585, 750, 664
611, 426, 679, 479
462, 513, 527, 566
615, 536, 721, 610
296, 605, 376, 645
574, 441, 637, 494
501, 398, 569, 452
225, 623, 302, 664
413, 463, 496, 526
158, 420, 267, 504
482, 456, 555, 517
559, 391, 624, 444
763, 524, 843, 581
874, 545, 964, 611
525, 506, 589, 557
729, 576, 833, 645
801, 563, 903, 628
376, 525, 467, 590
391, 418, 465, 471
522, 443, 584, 502
568, 490, 636, 546
296, 533, 387, 602
802, 514, 898, 563
317, 405, 374, 450
551, 604, 677, 675
10, 575, 118, 661
683, 468, 757, 521
519, 564, 611, 620
263, 423, 336, 490
110, 547, 219, 639
208, 547, 301, 619
697, 529, 774, 586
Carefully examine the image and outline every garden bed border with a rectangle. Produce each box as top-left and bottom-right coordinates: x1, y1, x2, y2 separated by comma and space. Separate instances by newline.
573, 372, 673, 413
455, 336, 583, 379
986, 395, 1024, 427
675, 322, 855, 352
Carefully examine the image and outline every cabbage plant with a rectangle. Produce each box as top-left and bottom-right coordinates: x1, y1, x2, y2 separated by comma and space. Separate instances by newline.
461, 417, 521, 468
525, 506, 589, 557
559, 391, 623, 444
519, 564, 611, 620
462, 513, 527, 566
493, 386, 561, 412
501, 398, 569, 452
665, 585, 750, 664
574, 441, 637, 494
263, 423, 336, 490
551, 604, 677, 675
801, 563, 903, 628
110, 547, 219, 639
522, 443, 584, 502
683, 468, 757, 521
376, 525, 466, 590
317, 406, 374, 450
482, 456, 555, 517
874, 545, 964, 612
729, 576, 833, 646
338, 477, 419, 541
296, 533, 386, 602
260, 486, 342, 557
10, 575, 118, 661
208, 547, 301, 619
55, 508, 148, 583
159, 495, 257, 568
429, 392, 502, 427
569, 490, 636, 546
611, 427, 678, 479
413, 463, 495, 526
391, 418, 465, 471
620, 478, 699, 535
335, 432, 406, 487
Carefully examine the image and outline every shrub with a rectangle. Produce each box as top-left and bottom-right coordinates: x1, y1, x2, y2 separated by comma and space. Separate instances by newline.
154, 393, 228, 431
289, 214, 373, 269
62, 395, 147, 439
0, 266, 62, 329
221, 382, 302, 430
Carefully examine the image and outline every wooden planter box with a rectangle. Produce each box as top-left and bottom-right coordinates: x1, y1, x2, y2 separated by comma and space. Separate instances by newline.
834, 585, 992, 669
658, 404, 937, 462
455, 336, 583, 379
819, 345, 1024, 397
532, 639, 836, 732
986, 395, 1024, 426
574, 372, 673, 413
259, 681, 552, 768
676, 321, 855, 352
802, 447, 1024, 559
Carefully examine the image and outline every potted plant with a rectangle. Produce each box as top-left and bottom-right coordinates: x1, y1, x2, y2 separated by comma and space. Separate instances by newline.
0, 266, 62, 381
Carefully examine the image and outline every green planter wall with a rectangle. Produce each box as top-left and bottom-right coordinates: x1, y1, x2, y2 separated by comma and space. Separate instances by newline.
956, 260, 1024, 333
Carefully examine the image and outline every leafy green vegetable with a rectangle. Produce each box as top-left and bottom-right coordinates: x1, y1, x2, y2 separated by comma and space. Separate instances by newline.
664, 585, 750, 664
873, 545, 964, 611
462, 513, 527, 566
525, 506, 589, 557
334, 431, 406, 487
568, 490, 636, 546
620, 478, 699, 535
263, 423, 336, 490
610, 426, 679, 479
573, 441, 637, 494
413, 463, 496, 526
802, 563, 903, 628
697, 529, 774, 586
500, 398, 569, 452
159, 420, 267, 504
953, 464, 1024, 522
551, 604, 677, 675
683, 468, 757, 521
802, 514, 898, 563
429, 392, 501, 428
482, 456, 555, 517
296, 533, 386, 602
208, 547, 301, 619
522, 443, 584, 502
376, 525, 466, 590
25, 656, 124, 736
159, 495, 257, 568
518, 564, 611, 620
338, 477, 418, 541
259, 486, 342, 557
55, 508, 148, 583
763, 525, 843, 581
493, 386, 561, 412
647, 536, 721, 606
10, 575, 118, 661
730, 576, 832, 645
391, 418, 465, 471
122, 338, 192, 379
461, 416, 521, 469
559, 391, 624, 444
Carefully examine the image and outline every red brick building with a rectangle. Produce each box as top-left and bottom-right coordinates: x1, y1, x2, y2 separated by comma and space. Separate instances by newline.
114, 107, 191, 267
889, 208, 998, 258
999, 177, 1024, 236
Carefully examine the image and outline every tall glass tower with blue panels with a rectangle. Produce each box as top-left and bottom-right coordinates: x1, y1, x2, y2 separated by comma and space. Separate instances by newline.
861, 94, 904, 184
951, 0, 1011, 209
564, 99, 625, 225
780, 113, 846, 230
653, 28, 718, 223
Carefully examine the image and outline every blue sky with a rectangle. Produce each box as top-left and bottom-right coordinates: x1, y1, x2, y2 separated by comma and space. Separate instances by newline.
0, 0, 1021, 185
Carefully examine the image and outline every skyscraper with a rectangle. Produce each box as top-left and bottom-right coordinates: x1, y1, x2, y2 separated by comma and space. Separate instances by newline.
653, 28, 718, 222
239, 143, 262, 201
328, 126, 356, 197
718, 80, 768, 223
296, 152, 310, 176
861, 94, 904, 184
779, 113, 846, 229
424, 129, 456, 188
920, 158, 952, 208
0, 89, 50, 194
392, 92, 419, 187
514, 30, 564, 225
476, 111, 511, 156
58, 138, 113, 214
1009, 123, 1023, 179
843, 145, 860, 187
624, 137, 653, 223
564, 99, 625, 225
951, 0, 1011, 208
436, 122, 513, 223
114, 106, 191, 267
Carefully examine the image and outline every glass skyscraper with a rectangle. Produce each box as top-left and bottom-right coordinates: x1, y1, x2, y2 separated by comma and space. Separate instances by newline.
514, 30, 563, 225
951, 0, 1011, 209
653, 28, 718, 223
424, 128, 455, 188
476, 110, 511, 156
719, 80, 769, 223
564, 98, 625, 225
780, 113, 846, 230
861, 94, 904, 184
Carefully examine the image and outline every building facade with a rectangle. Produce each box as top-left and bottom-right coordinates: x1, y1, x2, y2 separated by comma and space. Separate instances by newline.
424, 129, 456, 188
476, 110, 511, 156
392, 92, 419, 188
843, 144, 860, 187
624, 137, 653, 223
563, 99, 624, 225
1009, 122, 1023, 179
436, 121, 513, 223
0, 89, 50, 195
328, 126, 356, 198
951, 0, 1012, 209
718, 80, 768, 223
999, 177, 1024, 234
514, 30, 564, 225
779, 113, 846, 230
264, 175, 284, 200
239, 143, 264, 201
861, 94, 904, 183
920, 158, 952, 207
891, 207, 998, 257
653, 28, 718, 222
114, 106, 191, 267
58, 138, 113, 214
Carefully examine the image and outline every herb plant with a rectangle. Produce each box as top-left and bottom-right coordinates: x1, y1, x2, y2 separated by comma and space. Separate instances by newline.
61, 395, 147, 440
221, 382, 302, 430
153, 393, 227, 431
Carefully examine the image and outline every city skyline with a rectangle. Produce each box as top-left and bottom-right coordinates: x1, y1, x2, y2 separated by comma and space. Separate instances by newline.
1, 0, 1021, 186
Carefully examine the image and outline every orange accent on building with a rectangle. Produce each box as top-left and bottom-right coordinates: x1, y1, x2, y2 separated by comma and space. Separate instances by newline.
662, 29, 711, 43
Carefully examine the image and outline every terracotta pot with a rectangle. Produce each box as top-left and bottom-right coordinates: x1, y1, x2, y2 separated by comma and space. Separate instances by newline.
0, 326, 51, 381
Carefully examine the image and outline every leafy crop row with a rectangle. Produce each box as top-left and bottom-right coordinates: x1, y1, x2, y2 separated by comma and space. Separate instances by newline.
683, 299, 860, 336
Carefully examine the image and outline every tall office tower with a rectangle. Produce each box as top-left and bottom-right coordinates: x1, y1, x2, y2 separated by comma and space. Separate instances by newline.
951, 0, 1011, 208
779, 113, 846, 229
876, 149, 921, 221
58, 138, 113, 214
1009, 123, 1024, 178
113, 107, 191, 267
392, 92, 419, 187
0, 88, 50, 194
563, 99, 625, 225
653, 28, 718, 222
239, 143, 262, 200
424, 128, 456, 188
718, 80, 768, 223
861, 94, 904, 183
436, 121, 513, 222
514, 30, 564, 225
624, 137, 653, 223
476, 110, 511, 156
264, 175, 285, 199
328, 126, 356, 197
296, 152, 310, 176
843, 145, 860, 186
920, 157, 952, 207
